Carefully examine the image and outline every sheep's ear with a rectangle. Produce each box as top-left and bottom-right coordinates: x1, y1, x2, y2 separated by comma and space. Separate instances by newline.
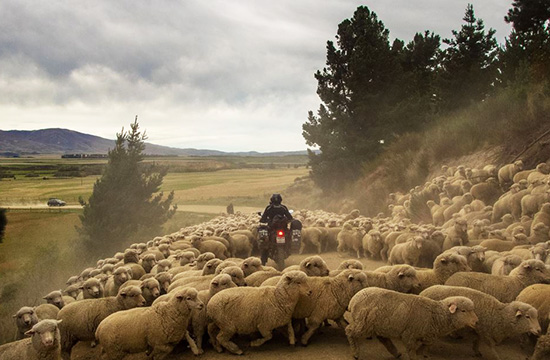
12, 314, 17, 318
283, 274, 292, 284
78, 285, 84, 290
398, 271, 405, 278
347, 274, 355, 282
211, 280, 219, 287
127, 268, 133, 277
440, 258, 448, 264
176, 294, 184, 301
448, 303, 457, 314
56, 320, 62, 325
24, 329, 35, 336
515, 310, 523, 318
140, 283, 146, 290
305, 262, 312, 268
42, 296, 48, 300
119, 289, 127, 297
523, 263, 532, 270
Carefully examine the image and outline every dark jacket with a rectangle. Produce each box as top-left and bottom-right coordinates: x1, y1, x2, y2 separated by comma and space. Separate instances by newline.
260, 204, 293, 226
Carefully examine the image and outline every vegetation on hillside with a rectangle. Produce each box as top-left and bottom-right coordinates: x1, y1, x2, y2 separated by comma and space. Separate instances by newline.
302, 1, 550, 214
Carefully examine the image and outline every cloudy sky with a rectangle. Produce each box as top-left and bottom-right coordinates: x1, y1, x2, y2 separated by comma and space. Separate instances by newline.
1, 0, 512, 152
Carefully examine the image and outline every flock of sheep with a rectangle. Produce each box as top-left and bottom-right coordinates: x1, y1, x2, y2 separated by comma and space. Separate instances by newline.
1, 159, 550, 360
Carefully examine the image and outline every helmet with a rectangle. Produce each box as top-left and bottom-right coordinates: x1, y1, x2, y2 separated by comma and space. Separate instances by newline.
270, 193, 282, 205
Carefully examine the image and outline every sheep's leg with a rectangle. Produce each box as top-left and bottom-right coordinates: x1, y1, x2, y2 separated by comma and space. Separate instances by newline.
346, 330, 362, 359
301, 320, 321, 345
250, 326, 273, 347
335, 316, 348, 329
316, 241, 322, 254
287, 321, 296, 345
217, 329, 243, 355
207, 323, 223, 353
185, 331, 201, 355
377, 336, 401, 359
299, 241, 306, 255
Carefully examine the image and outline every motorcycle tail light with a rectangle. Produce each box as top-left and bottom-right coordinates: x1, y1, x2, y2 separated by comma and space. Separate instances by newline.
277, 230, 284, 237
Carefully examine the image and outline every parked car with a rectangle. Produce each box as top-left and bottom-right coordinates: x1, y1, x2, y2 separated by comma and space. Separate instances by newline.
47, 198, 66, 207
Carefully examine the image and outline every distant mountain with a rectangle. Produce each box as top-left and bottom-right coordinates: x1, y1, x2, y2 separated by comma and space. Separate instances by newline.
0, 129, 311, 157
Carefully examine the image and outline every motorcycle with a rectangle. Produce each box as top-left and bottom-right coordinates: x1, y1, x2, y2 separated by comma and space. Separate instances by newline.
258, 215, 302, 270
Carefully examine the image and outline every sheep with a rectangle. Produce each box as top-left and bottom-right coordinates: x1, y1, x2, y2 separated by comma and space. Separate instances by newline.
522, 190, 550, 217
362, 229, 383, 260
337, 222, 364, 258
227, 232, 253, 258
345, 287, 478, 360
103, 267, 132, 297
291, 269, 368, 345
414, 252, 471, 292
421, 285, 541, 360
207, 270, 311, 354
491, 254, 523, 275
244, 267, 281, 286
239, 256, 263, 277
149, 258, 172, 275
95, 287, 203, 359
529, 222, 550, 245
442, 218, 469, 250
366, 264, 421, 293
43, 290, 73, 310
119, 277, 161, 306
445, 259, 550, 302
470, 178, 502, 206
76, 277, 104, 300
191, 237, 228, 259
532, 330, 550, 360
531, 203, 550, 232
443, 193, 474, 222
57, 285, 146, 359
168, 266, 246, 292
282, 255, 330, 277
480, 233, 530, 251
122, 249, 146, 279
388, 236, 424, 266
517, 284, 550, 334
298, 227, 324, 254
329, 259, 363, 276
13, 306, 39, 340
0, 319, 62, 360
498, 160, 524, 188
444, 245, 486, 272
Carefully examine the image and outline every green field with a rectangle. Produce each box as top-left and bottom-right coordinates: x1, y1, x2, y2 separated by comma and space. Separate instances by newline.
0, 156, 310, 344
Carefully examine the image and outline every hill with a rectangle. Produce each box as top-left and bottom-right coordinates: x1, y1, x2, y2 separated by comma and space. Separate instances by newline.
0, 128, 310, 157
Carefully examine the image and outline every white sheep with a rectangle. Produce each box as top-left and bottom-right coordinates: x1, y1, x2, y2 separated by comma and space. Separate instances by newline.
95, 287, 203, 359
207, 270, 311, 354
0, 319, 62, 360
346, 287, 478, 360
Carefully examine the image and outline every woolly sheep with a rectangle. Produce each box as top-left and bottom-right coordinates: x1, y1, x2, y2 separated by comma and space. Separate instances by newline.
119, 277, 160, 306
498, 160, 524, 187
77, 277, 104, 300
329, 259, 363, 276
517, 284, 550, 333
57, 285, 146, 359
445, 245, 487, 272
421, 285, 541, 360
299, 227, 324, 254
388, 236, 424, 266
43, 290, 73, 310
168, 266, 246, 292
207, 270, 311, 354
366, 264, 421, 293
532, 329, 550, 360
95, 287, 203, 359
191, 238, 229, 259
244, 267, 281, 286
336, 222, 364, 258
0, 319, 62, 360
522, 190, 550, 217
442, 218, 469, 250
362, 229, 383, 260
292, 269, 368, 345
103, 267, 132, 297
529, 222, 550, 245
470, 178, 502, 206
491, 254, 523, 275
446, 259, 550, 302
13, 306, 39, 340
346, 287, 477, 360
240, 256, 263, 277
414, 252, 471, 292
282, 255, 330, 277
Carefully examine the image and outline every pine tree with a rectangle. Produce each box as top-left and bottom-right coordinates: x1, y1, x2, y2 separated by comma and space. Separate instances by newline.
436, 4, 498, 111
78, 118, 177, 255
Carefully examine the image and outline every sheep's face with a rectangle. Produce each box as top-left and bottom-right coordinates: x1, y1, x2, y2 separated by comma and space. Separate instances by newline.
241, 257, 262, 277
436, 254, 470, 273
391, 266, 421, 293
113, 268, 131, 285
66, 276, 79, 286
25, 320, 61, 348
443, 296, 477, 329
338, 259, 363, 271
142, 279, 161, 299
512, 260, 550, 283
210, 274, 237, 293
301, 256, 329, 277
510, 302, 541, 336
279, 271, 311, 296
14, 307, 37, 329
118, 286, 146, 308
174, 288, 203, 311
43, 291, 64, 309
155, 273, 173, 294
531, 247, 548, 262
82, 279, 103, 298
342, 270, 368, 291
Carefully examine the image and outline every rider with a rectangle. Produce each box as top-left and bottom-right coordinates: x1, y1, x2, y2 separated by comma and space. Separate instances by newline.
259, 194, 293, 265
260, 193, 293, 225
